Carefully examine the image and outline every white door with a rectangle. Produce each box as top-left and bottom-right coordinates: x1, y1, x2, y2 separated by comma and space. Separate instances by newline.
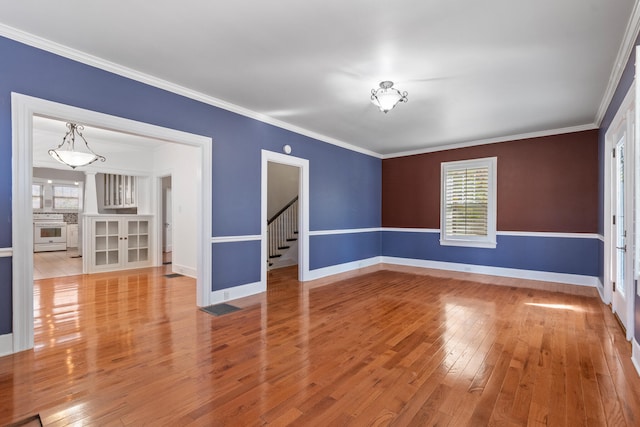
610, 90, 635, 340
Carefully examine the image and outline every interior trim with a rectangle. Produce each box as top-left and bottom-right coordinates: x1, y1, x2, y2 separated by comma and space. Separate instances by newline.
308, 227, 601, 240
210, 280, 264, 305
0, 333, 12, 357
382, 124, 598, 159
309, 228, 379, 236
633, 339, 640, 376
211, 235, 262, 243
0, 248, 12, 257
306, 256, 382, 281
0, 22, 625, 159
595, 0, 640, 125
261, 150, 310, 283
0, 23, 380, 159
11, 92, 213, 354
381, 256, 599, 287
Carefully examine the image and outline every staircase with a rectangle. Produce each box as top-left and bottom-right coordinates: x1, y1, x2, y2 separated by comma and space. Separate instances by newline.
267, 197, 298, 269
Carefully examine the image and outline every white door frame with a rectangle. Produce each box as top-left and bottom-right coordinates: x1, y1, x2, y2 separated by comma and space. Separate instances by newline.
155, 173, 173, 261
261, 149, 309, 284
11, 93, 212, 353
603, 81, 635, 341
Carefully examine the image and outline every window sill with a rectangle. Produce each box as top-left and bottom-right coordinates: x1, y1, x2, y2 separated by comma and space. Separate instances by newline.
439, 239, 497, 249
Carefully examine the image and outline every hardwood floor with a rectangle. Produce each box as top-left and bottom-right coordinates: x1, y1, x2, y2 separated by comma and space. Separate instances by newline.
1, 266, 639, 426
33, 249, 82, 280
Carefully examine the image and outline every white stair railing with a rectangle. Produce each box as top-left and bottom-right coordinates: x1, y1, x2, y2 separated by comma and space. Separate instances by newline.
267, 197, 298, 262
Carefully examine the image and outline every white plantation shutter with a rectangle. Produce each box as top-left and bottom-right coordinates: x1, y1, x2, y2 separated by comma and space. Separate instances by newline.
441, 158, 497, 248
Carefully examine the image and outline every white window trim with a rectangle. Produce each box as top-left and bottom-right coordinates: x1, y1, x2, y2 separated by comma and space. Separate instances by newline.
52, 183, 81, 210
32, 178, 82, 213
440, 157, 497, 249
32, 183, 43, 210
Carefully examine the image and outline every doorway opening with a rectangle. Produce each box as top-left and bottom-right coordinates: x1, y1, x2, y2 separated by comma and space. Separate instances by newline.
267, 162, 300, 280
261, 149, 310, 288
11, 93, 212, 353
604, 81, 635, 341
161, 175, 173, 266
31, 167, 84, 280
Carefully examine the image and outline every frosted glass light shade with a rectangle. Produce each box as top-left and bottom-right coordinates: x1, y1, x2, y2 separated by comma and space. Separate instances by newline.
370, 81, 408, 113
49, 149, 98, 168
47, 123, 106, 169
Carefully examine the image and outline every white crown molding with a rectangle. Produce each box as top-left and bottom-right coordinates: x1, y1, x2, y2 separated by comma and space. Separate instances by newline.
595, 0, 640, 125
382, 123, 598, 159
1, 16, 632, 160
0, 23, 382, 159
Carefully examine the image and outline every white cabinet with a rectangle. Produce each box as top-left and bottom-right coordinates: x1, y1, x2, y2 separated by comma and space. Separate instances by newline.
86, 215, 152, 273
66, 224, 79, 248
103, 174, 137, 208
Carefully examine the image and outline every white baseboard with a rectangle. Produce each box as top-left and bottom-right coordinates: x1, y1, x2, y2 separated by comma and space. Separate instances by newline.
210, 281, 265, 305
207, 256, 599, 307
380, 257, 598, 287
172, 263, 197, 278
632, 339, 640, 377
0, 333, 13, 357
305, 256, 382, 281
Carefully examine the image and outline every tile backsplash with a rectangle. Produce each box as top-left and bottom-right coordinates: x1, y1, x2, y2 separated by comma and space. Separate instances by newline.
64, 213, 78, 224
40, 212, 78, 224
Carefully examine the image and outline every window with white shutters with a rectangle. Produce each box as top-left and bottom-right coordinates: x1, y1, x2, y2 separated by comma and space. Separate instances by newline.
440, 157, 497, 248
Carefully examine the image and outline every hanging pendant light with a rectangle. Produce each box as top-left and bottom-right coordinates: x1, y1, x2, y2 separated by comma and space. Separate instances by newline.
370, 81, 408, 113
48, 123, 106, 169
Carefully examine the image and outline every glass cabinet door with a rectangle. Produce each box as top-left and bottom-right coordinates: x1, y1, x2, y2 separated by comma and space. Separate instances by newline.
127, 219, 149, 263
94, 219, 120, 267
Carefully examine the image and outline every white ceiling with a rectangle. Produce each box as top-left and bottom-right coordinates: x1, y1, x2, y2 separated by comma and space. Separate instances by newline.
0, 1, 637, 156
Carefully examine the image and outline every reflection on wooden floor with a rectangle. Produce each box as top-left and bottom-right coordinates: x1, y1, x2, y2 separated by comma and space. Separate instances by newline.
33, 249, 82, 280
1, 266, 640, 425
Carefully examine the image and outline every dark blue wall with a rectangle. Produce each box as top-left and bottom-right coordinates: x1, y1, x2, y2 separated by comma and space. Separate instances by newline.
0, 258, 11, 335
383, 232, 599, 277
597, 36, 640, 341
211, 241, 261, 291
310, 232, 381, 270
0, 36, 382, 334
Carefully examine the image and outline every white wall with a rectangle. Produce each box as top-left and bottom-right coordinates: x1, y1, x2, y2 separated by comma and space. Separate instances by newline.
154, 143, 199, 276
268, 162, 299, 219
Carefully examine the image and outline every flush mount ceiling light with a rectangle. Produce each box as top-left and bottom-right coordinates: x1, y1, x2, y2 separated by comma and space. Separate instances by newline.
48, 123, 106, 169
370, 81, 408, 113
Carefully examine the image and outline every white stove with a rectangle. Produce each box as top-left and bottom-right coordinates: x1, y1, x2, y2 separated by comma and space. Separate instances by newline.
34, 213, 67, 252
